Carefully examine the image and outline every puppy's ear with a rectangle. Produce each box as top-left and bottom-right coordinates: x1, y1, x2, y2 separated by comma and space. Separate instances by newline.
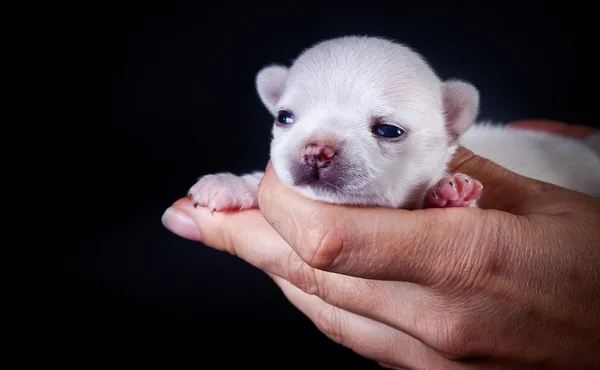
442, 79, 479, 140
256, 64, 289, 115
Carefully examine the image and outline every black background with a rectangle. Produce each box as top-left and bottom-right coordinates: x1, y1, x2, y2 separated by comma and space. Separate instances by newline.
9, 0, 599, 366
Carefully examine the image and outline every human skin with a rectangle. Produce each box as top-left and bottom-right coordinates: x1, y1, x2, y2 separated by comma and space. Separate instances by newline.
162, 120, 600, 369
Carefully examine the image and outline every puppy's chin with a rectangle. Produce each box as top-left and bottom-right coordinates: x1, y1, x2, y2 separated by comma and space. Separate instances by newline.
289, 183, 391, 208
291, 184, 361, 205
289, 177, 426, 209
288, 169, 373, 205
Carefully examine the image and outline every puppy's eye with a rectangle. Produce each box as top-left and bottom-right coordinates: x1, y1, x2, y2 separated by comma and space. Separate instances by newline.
374, 124, 404, 138
276, 110, 295, 125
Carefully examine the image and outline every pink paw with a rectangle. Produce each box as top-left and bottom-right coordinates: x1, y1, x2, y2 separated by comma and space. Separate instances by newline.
424, 173, 483, 208
187, 172, 262, 212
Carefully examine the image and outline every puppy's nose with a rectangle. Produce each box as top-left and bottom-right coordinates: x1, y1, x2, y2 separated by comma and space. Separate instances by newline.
302, 143, 337, 169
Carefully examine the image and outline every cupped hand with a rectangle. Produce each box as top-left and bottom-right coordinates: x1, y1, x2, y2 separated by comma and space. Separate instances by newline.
162, 120, 600, 369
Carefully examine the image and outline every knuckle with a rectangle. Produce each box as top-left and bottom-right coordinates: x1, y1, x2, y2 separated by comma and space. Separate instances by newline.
312, 304, 346, 346
430, 312, 478, 360
256, 176, 272, 206
285, 252, 327, 298
301, 214, 346, 270
447, 146, 479, 173
216, 223, 238, 257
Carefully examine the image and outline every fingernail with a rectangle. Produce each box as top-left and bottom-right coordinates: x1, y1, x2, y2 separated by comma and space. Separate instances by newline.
161, 207, 202, 241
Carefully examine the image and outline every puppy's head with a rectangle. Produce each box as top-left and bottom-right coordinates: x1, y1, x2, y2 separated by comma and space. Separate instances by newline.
256, 36, 479, 208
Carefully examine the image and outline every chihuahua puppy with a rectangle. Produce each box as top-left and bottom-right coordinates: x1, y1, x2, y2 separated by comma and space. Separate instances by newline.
188, 36, 600, 211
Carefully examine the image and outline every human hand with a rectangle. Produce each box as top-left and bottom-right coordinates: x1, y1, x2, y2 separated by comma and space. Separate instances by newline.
162, 120, 600, 369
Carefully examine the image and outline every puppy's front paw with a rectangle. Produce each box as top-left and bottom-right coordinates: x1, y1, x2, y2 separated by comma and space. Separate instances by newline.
187, 172, 263, 212
423, 173, 483, 208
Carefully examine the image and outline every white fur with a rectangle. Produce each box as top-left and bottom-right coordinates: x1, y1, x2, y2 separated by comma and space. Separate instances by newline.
188, 172, 263, 211
265, 36, 455, 208
188, 36, 600, 211
460, 123, 600, 197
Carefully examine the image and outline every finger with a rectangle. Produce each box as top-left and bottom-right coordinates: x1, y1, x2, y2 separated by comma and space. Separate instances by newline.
507, 119, 598, 138
270, 274, 457, 370
164, 198, 437, 340
258, 162, 517, 285
164, 197, 292, 274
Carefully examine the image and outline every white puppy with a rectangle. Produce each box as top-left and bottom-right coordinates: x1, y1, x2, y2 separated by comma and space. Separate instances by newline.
188, 36, 600, 211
